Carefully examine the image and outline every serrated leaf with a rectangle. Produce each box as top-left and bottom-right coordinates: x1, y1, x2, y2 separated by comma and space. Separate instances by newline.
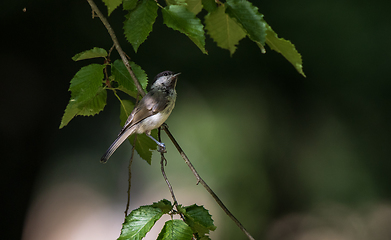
225, 0, 266, 46
202, 0, 217, 13
162, 5, 207, 54
118, 205, 164, 240
124, 0, 158, 52
103, 0, 123, 16
112, 59, 148, 98
72, 47, 108, 61
157, 220, 193, 240
123, 0, 138, 10
60, 64, 106, 128
265, 23, 306, 77
152, 199, 173, 214
205, 5, 246, 56
119, 99, 158, 164
182, 204, 216, 236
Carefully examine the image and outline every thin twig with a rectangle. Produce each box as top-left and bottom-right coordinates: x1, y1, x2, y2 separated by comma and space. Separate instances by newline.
86, 0, 145, 97
158, 127, 186, 221
162, 125, 255, 240
125, 135, 137, 218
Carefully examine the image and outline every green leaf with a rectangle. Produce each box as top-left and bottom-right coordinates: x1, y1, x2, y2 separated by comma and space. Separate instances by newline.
186, 0, 203, 15
166, 0, 187, 6
225, 0, 266, 46
152, 199, 173, 214
123, 0, 138, 10
60, 64, 106, 128
72, 47, 108, 61
118, 205, 164, 240
112, 59, 148, 98
124, 0, 158, 52
166, 0, 203, 18
181, 204, 216, 236
199, 236, 212, 240
205, 5, 246, 55
265, 23, 306, 77
201, 0, 217, 13
162, 5, 207, 54
119, 99, 158, 164
102, 0, 123, 16
157, 220, 193, 240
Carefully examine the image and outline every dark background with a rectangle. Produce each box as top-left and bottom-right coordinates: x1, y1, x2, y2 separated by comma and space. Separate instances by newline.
2, 0, 391, 239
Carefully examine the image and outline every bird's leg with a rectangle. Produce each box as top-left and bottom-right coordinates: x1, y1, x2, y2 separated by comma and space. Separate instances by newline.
147, 134, 167, 153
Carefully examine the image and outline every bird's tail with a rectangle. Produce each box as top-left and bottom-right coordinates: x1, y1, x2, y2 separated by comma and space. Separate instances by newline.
100, 126, 136, 163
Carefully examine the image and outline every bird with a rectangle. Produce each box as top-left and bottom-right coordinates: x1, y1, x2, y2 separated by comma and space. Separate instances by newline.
100, 71, 180, 163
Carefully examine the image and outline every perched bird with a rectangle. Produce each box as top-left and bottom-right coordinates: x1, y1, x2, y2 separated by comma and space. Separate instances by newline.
100, 71, 180, 163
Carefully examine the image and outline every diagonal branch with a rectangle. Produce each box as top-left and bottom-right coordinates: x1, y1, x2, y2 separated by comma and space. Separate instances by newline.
86, 0, 146, 97
162, 125, 255, 240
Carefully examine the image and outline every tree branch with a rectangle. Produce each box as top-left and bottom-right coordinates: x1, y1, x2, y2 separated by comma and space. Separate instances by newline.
124, 135, 137, 218
158, 128, 186, 220
86, 0, 145, 97
162, 125, 255, 240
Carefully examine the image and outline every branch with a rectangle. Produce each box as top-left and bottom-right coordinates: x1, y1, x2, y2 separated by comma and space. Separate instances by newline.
162, 125, 255, 240
158, 128, 186, 220
86, 0, 145, 97
124, 135, 137, 218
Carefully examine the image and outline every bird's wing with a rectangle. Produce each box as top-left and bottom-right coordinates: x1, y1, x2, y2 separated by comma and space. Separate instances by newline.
118, 91, 168, 136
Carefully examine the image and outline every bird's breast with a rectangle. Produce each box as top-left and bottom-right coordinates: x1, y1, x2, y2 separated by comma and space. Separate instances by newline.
135, 96, 176, 134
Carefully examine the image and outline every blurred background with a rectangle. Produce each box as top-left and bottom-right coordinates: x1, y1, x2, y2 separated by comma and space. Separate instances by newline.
2, 0, 391, 239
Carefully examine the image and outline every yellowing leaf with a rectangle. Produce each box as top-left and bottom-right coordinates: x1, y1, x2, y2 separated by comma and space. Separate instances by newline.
102, 0, 122, 16
265, 23, 306, 77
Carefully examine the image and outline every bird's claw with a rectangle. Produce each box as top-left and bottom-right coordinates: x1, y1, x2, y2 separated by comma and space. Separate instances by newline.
158, 143, 167, 153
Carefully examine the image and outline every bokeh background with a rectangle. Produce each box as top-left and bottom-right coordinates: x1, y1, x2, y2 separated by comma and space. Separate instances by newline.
2, 0, 391, 239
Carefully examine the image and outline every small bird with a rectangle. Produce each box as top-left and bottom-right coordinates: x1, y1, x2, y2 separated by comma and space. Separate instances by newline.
100, 71, 180, 163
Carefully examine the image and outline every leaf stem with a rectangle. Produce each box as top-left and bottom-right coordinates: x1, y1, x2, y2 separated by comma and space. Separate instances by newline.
162, 125, 255, 240
86, 0, 146, 97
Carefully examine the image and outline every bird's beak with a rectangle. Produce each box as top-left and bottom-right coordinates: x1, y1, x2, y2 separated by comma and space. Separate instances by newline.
173, 72, 181, 78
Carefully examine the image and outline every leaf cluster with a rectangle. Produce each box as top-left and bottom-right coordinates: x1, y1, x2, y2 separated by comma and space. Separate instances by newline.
60, 47, 157, 163
60, 0, 305, 163
105, 0, 304, 76
118, 199, 216, 240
